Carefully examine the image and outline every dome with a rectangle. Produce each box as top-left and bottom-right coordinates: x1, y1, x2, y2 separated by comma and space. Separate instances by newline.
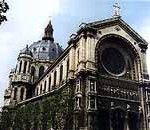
20, 20, 63, 61
28, 40, 63, 60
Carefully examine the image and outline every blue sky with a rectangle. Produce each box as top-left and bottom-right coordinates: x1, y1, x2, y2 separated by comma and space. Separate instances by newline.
0, 0, 150, 106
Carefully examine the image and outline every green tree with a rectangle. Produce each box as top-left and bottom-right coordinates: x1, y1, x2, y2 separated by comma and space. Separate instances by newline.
0, 109, 14, 130
0, 0, 9, 24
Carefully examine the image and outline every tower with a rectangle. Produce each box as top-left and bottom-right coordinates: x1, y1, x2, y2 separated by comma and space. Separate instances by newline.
11, 45, 33, 104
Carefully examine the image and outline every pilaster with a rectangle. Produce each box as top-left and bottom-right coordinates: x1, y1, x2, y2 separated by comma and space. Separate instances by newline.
69, 45, 75, 79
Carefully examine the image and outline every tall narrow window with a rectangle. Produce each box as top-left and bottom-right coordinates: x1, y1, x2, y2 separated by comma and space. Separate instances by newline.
66, 59, 69, 78
13, 88, 17, 100
19, 61, 22, 73
49, 76, 51, 91
54, 71, 57, 87
76, 79, 81, 92
77, 49, 80, 64
31, 66, 35, 83
40, 84, 42, 94
23, 61, 27, 74
39, 66, 45, 78
90, 80, 95, 92
28, 63, 30, 73
60, 65, 63, 82
44, 81, 47, 93
36, 87, 39, 95
20, 88, 24, 101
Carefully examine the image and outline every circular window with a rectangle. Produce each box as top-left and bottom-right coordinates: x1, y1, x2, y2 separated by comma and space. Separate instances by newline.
101, 47, 126, 76
42, 47, 46, 51
33, 47, 37, 51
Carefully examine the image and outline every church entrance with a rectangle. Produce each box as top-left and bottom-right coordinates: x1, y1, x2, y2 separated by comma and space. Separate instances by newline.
111, 108, 126, 130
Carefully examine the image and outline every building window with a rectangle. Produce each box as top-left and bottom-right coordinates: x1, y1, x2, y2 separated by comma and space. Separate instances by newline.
60, 65, 63, 82
49, 76, 51, 91
28, 63, 30, 73
20, 88, 24, 101
44, 81, 46, 93
89, 96, 96, 109
42, 47, 46, 51
39, 66, 45, 78
40, 84, 42, 94
54, 71, 57, 87
31, 66, 35, 82
76, 79, 81, 92
77, 49, 80, 64
36, 87, 39, 95
90, 80, 96, 92
66, 59, 69, 78
13, 88, 17, 100
19, 60, 22, 73
75, 96, 82, 110
23, 61, 27, 74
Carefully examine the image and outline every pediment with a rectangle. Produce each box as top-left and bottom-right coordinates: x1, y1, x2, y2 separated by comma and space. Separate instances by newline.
86, 17, 148, 45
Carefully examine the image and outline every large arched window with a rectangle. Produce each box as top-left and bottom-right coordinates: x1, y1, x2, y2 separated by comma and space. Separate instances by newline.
19, 60, 22, 73
23, 61, 27, 74
39, 66, 45, 78
54, 71, 57, 88
20, 88, 24, 100
60, 65, 63, 82
13, 88, 17, 100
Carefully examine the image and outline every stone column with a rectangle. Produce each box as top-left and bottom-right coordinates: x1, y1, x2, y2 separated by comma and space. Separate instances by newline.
46, 77, 49, 92
16, 61, 20, 73
21, 60, 24, 73
11, 87, 15, 100
139, 43, 149, 80
141, 52, 149, 80
139, 83, 148, 130
78, 35, 86, 71
51, 72, 54, 88
23, 88, 27, 100
56, 67, 60, 86
63, 59, 67, 81
17, 87, 21, 101
69, 45, 75, 78
85, 36, 95, 70
26, 61, 30, 74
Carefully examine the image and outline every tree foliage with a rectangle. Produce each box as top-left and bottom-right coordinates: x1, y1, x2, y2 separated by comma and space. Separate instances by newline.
0, 89, 74, 130
0, 0, 9, 24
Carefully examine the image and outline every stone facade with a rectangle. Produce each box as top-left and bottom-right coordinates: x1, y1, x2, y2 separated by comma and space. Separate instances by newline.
3, 16, 150, 130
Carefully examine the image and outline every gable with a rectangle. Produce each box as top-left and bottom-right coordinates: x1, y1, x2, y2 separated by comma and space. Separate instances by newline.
82, 17, 148, 45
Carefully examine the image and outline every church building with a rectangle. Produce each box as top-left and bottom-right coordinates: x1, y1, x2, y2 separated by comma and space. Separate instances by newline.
2, 4, 150, 130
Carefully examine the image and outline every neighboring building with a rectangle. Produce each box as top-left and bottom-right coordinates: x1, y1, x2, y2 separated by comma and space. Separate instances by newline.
2, 10, 150, 130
